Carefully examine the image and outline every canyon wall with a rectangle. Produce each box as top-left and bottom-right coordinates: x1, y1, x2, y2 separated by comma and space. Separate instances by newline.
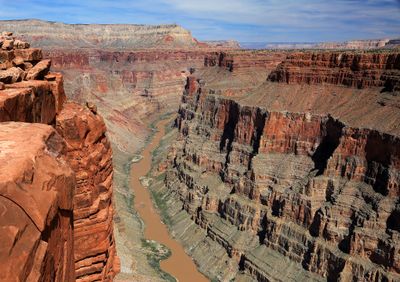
0, 19, 199, 49
43, 48, 210, 155
268, 52, 400, 91
56, 102, 119, 281
0, 33, 118, 281
155, 49, 400, 281
204, 51, 285, 73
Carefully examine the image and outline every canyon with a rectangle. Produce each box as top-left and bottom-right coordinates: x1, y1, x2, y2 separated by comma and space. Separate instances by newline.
0, 19, 400, 282
152, 50, 400, 281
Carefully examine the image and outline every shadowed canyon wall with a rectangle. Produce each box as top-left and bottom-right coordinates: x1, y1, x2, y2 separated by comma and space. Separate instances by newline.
0, 33, 118, 281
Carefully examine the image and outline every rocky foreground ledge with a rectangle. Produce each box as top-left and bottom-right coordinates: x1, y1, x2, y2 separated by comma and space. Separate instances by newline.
0, 32, 118, 281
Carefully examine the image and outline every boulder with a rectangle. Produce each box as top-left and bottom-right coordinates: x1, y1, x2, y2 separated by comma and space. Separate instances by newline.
14, 48, 42, 61
13, 39, 30, 49
0, 67, 24, 83
1, 31, 12, 37
26, 59, 51, 80
1, 39, 13, 50
12, 57, 24, 66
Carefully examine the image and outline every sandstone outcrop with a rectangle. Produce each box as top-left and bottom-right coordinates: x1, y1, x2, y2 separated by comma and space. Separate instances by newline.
0, 33, 118, 281
56, 102, 119, 281
0, 123, 75, 282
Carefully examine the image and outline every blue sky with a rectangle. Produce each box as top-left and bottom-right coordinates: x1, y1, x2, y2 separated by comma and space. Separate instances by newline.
0, 0, 399, 42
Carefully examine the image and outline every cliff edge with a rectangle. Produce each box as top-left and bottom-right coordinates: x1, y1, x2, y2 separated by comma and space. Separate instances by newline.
0, 32, 119, 281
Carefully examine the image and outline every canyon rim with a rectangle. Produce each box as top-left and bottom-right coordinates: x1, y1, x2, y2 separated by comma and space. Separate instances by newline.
0, 1, 400, 282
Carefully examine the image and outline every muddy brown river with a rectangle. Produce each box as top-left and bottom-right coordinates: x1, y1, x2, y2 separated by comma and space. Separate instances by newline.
131, 118, 209, 282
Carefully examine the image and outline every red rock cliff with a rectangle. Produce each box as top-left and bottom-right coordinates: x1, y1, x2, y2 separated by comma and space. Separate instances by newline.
0, 32, 118, 281
0, 123, 75, 282
56, 102, 118, 281
268, 52, 400, 91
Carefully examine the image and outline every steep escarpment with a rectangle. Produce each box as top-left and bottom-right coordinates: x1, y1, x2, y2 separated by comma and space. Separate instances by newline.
56, 103, 118, 281
0, 19, 199, 49
0, 33, 118, 281
268, 52, 400, 92
156, 50, 400, 281
204, 51, 285, 73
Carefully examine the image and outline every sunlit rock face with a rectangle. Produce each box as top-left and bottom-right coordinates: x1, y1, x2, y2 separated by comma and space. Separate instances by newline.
0, 122, 75, 282
0, 33, 118, 281
56, 102, 119, 281
268, 52, 400, 91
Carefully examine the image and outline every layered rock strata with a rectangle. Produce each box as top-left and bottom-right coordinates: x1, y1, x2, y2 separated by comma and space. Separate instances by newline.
268, 52, 400, 91
43, 48, 210, 155
204, 51, 285, 74
0, 19, 200, 49
162, 68, 400, 281
0, 33, 118, 281
56, 102, 118, 281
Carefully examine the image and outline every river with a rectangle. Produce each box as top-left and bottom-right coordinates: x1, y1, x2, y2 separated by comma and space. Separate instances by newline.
131, 118, 209, 282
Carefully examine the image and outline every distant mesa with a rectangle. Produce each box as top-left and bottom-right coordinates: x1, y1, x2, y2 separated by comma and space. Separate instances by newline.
0, 19, 199, 49
203, 40, 241, 49
242, 39, 400, 50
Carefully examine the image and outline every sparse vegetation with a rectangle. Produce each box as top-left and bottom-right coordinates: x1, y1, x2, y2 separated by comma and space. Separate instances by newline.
141, 239, 176, 282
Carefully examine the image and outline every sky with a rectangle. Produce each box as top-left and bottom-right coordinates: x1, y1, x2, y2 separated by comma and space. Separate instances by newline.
0, 0, 399, 42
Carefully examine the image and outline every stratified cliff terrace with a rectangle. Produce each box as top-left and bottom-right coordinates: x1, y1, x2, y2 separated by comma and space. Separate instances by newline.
156, 49, 400, 281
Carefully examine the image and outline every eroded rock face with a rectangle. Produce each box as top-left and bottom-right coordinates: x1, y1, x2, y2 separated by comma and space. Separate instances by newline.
44, 48, 210, 155
56, 102, 119, 281
0, 19, 200, 49
0, 33, 44, 83
0, 33, 118, 281
0, 123, 75, 282
268, 52, 400, 91
204, 51, 285, 74
164, 70, 400, 281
